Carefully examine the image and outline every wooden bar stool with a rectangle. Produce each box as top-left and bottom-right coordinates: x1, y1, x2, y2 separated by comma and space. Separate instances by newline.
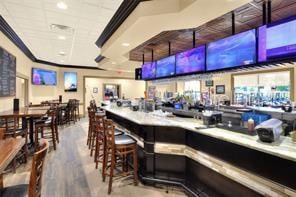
93, 113, 124, 168
87, 108, 96, 150
102, 119, 138, 194
93, 114, 105, 169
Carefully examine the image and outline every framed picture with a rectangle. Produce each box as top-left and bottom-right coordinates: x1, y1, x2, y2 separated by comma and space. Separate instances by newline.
205, 80, 214, 87
64, 72, 77, 92
103, 84, 120, 100
216, 85, 225, 94
93, 87, 98, 93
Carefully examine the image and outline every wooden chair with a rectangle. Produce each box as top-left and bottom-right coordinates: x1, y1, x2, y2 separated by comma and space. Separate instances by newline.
0, 116, 28, 170
102, 119, 138, 194
0, 128, 4, 140
74, 99, 80, 121
0, 139, 49, 197
69, 99, 76, 123
35, 109, 58, 150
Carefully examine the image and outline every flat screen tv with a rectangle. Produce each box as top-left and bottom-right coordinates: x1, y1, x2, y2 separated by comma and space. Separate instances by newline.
32, 68, 57, 86
176, 46, 206, 75
64, 72, 77, 92
156, 55, 175, 78
142, 62, 156, 80
206, 29, 256, 71
258, 18, 296, 62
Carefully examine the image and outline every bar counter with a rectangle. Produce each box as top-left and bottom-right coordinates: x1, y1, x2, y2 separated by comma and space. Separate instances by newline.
101, 106, 296, 196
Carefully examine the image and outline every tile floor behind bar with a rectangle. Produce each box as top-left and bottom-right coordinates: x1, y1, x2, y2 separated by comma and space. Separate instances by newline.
4, 118, 186, 197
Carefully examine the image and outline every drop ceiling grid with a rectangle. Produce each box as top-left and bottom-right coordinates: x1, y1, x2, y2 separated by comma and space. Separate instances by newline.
0, 0, 123, 67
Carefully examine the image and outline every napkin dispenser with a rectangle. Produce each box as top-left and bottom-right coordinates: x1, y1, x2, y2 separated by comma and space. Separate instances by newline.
202, 111, 222, 126
116, 99, 131, 107
255, 118, 282, 143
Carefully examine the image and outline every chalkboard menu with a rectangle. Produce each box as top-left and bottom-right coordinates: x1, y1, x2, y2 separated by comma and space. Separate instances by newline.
0, 47, 16, 97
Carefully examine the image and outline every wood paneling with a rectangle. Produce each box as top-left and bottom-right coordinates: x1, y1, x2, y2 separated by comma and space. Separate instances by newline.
129, 0, 296, 62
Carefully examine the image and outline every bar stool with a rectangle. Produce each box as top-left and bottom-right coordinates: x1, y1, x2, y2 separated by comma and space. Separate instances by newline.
34, 109, 58, 150
102, 119, 138, 194
93, 114, 124, 168
87, 108, 96, 150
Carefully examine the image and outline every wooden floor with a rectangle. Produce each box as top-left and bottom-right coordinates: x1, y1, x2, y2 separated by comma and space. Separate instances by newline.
4, 118, 186, 197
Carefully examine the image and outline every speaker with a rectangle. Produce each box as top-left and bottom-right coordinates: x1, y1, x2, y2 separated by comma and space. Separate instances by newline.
59, 95, 62, 103
135, 68, 142, 80
13, 98, 19, 111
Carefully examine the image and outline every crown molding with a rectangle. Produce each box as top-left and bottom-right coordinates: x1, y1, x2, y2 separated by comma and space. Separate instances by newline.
35, 59, 103, 70
95, 0, 150, 48
0, 15, 104, 70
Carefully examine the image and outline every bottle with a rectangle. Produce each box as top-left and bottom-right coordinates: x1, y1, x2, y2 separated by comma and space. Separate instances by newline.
247, 118, 255, 134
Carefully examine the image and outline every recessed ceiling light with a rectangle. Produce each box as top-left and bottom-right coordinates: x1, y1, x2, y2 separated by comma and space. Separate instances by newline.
58, 35, 66, 40
59, 51, 66, 56
57, 2, 68, 10
121, 43, 130, 47
111, 62, 116, 65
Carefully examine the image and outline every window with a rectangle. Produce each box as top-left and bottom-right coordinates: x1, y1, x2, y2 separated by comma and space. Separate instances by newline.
184, 80, 201, 102
233, 71, 291, 106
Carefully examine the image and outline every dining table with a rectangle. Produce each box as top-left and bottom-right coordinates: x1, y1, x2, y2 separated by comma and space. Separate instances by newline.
0, 106, 50, 146
0, 138, 25, 188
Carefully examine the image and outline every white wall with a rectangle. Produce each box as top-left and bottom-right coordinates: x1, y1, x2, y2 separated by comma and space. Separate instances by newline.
85, 77, 145, 111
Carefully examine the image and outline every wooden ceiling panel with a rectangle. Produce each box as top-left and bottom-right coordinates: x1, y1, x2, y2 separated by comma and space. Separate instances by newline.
129, 0, 296, 62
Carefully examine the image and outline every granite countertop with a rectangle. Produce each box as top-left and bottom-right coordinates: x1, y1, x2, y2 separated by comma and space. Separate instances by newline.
101, 106, 296, 162
249, 106, 296, 114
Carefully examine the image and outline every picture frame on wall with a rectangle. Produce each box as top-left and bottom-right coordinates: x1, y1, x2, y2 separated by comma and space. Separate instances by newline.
64, 72, 77, 92
205, 80, 214, 87
103, 84, 120, 100
93, 87, 98, 93
216, 85, 225, 94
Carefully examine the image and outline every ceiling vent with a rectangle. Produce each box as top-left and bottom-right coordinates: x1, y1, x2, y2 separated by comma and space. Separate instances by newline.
50, 24, 74, 34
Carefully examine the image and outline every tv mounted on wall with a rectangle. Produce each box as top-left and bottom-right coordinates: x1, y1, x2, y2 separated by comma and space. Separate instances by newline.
176, 45, 206, 75
156, 55, 175, 78
258, 17, 296, 62
142, 62, 156, 80
206, 29, 256, 71
64, 72, 77, 92
32, 68, 57, 86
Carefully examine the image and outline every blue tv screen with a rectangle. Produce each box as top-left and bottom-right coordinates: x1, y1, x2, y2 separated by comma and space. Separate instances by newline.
142, 62, 156, 79
206, 29, 256, 71
64, 72, 77, 92
156, 55, 175, 78
176, 46, 206, 74
258, 18, 296, 62
32, 68, 57, 86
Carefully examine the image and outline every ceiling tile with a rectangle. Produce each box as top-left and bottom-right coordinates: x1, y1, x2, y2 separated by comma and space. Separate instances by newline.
0, 0, 123, 67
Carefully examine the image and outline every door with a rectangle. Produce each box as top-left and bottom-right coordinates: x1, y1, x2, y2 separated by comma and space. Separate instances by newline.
16, 77, 28, 107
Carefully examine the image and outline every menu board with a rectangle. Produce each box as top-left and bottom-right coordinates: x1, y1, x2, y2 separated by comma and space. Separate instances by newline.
0, 47, 16, 97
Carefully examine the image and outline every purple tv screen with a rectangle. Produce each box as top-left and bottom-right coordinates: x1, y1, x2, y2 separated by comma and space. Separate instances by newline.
141, 62, 156, 79
32, 68, 57, 85
176, 46, 206, 74
258, 18, 296, 62
206, 29, 256, 71
156, 55, 175, 78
